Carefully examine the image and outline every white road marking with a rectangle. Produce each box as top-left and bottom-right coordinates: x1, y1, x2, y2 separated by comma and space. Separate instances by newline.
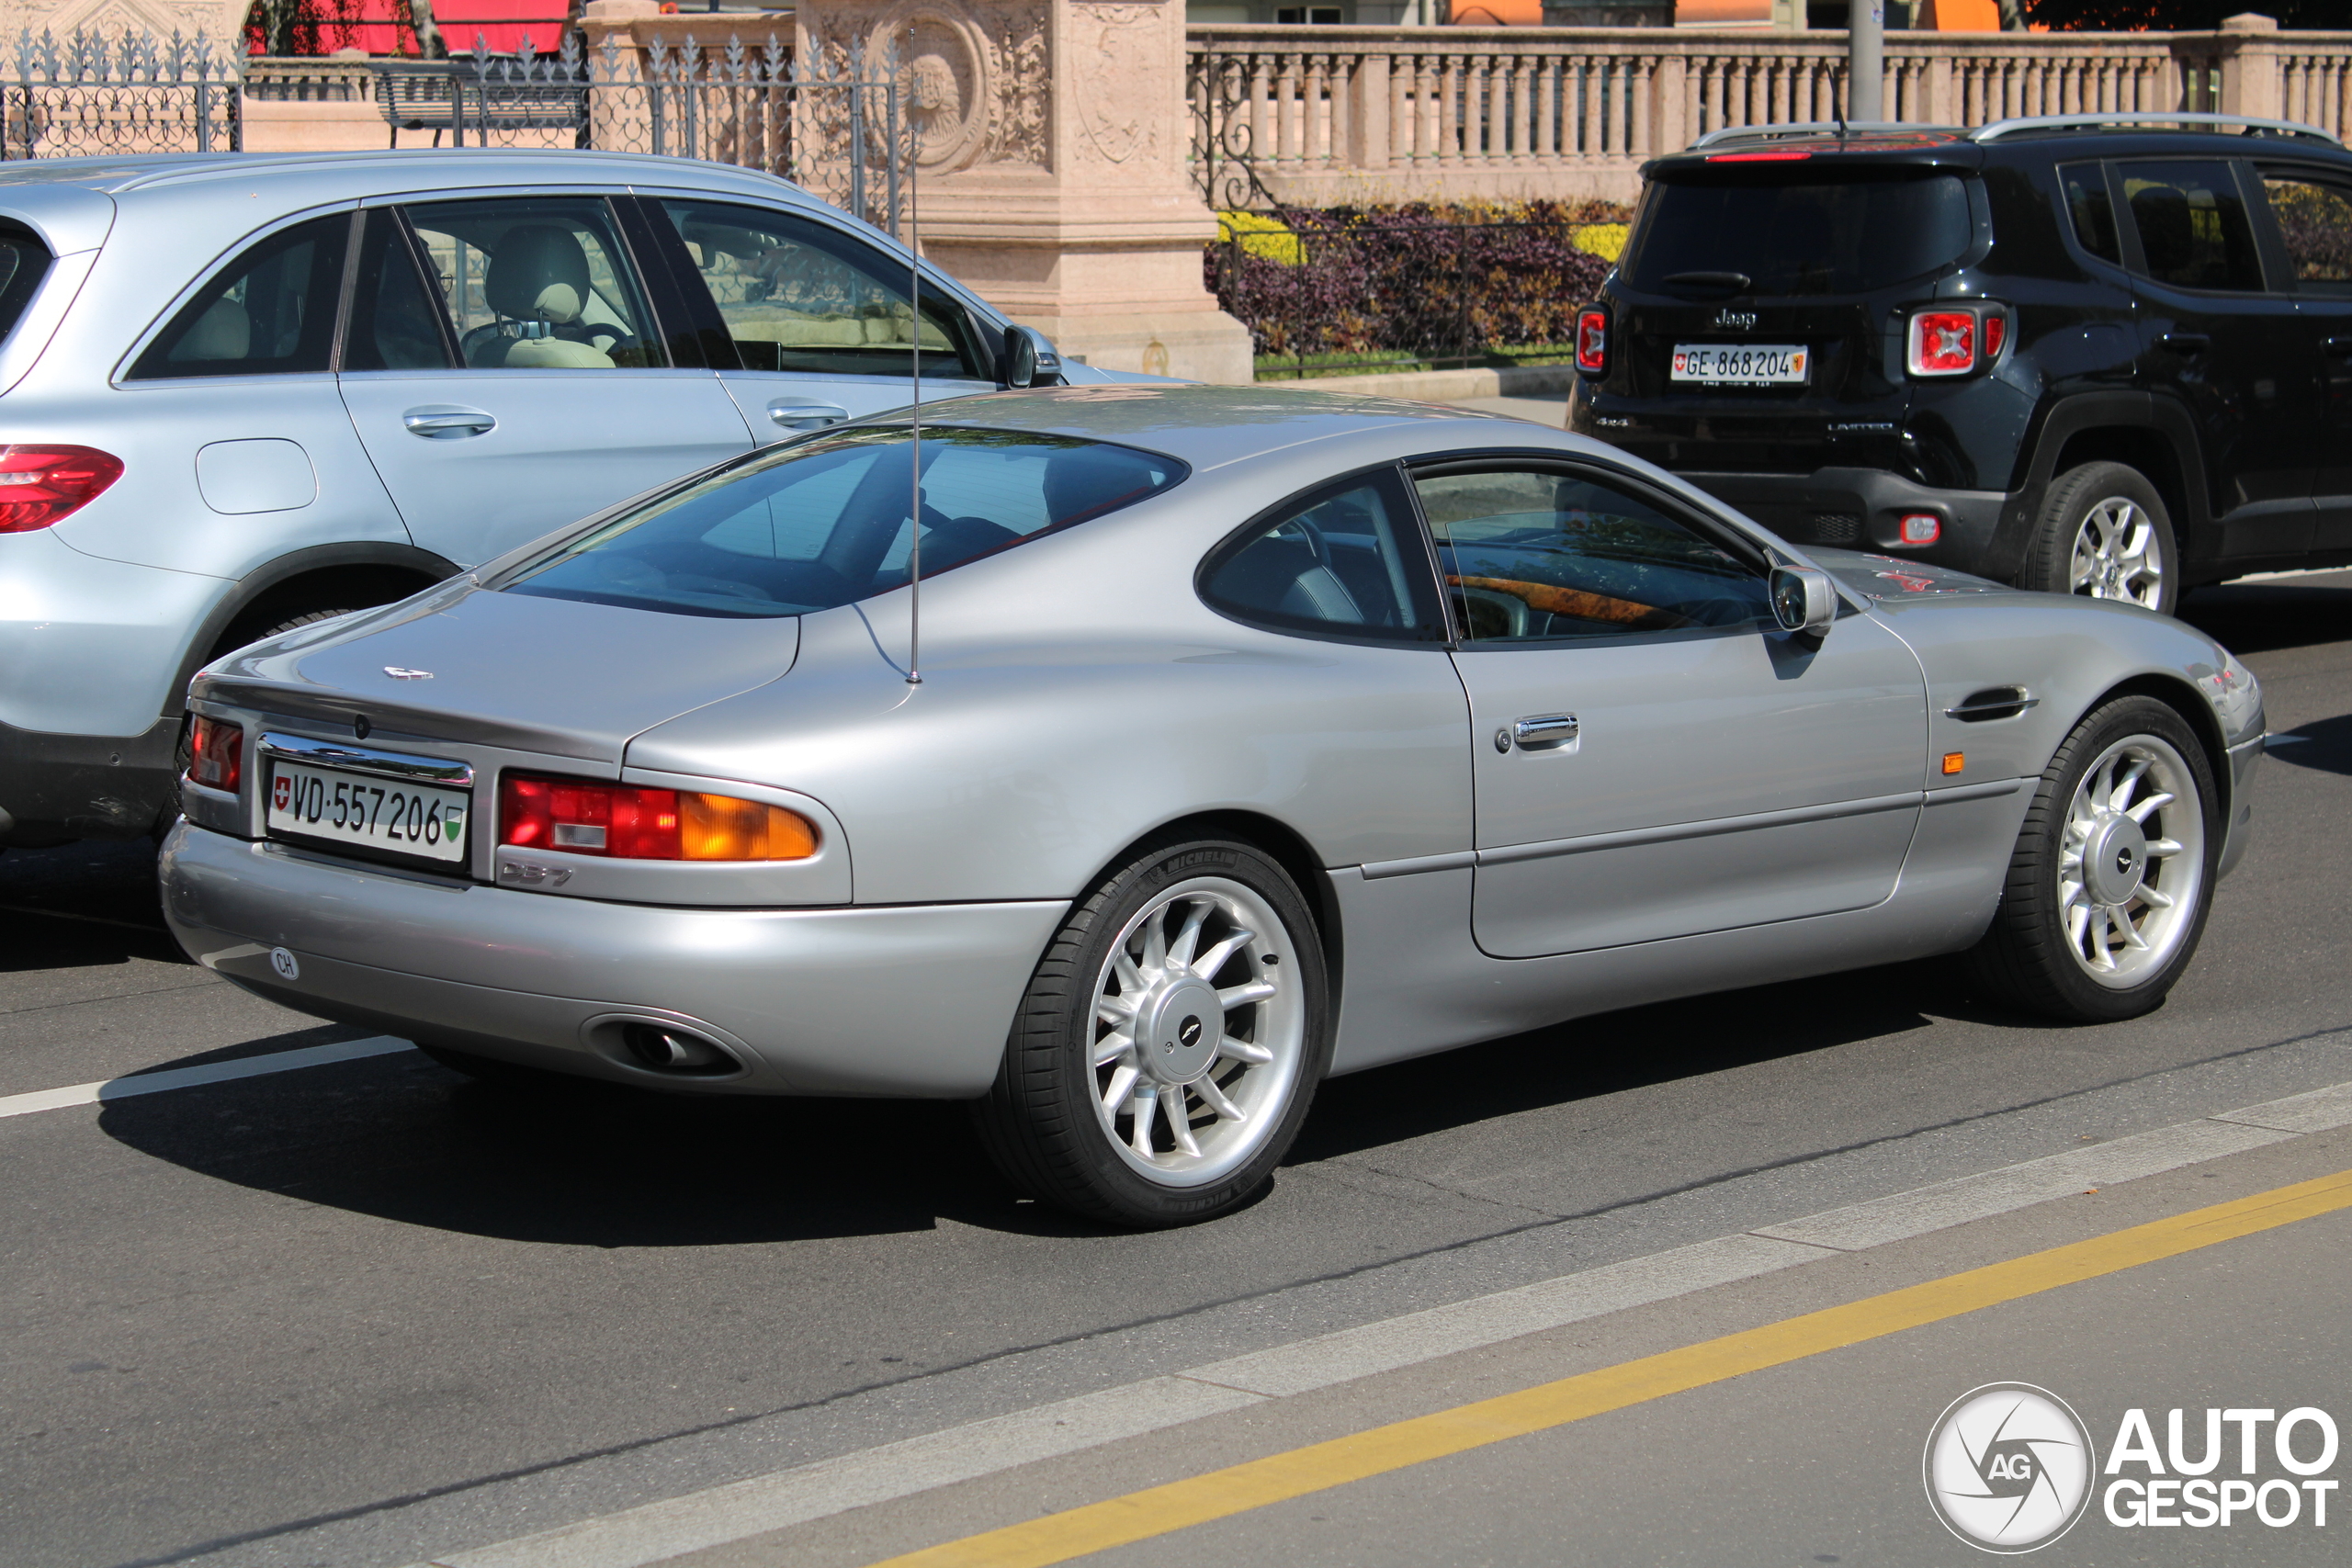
2225, 565, 2352, 582
403, 1078, 2352, 1568
0, 1036, 413, 1121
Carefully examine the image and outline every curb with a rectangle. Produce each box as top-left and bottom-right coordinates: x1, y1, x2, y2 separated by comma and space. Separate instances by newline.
1252, 364, 1577, 401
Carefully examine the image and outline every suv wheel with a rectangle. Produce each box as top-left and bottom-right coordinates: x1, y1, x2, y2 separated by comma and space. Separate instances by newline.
2022, 462, 2175, 615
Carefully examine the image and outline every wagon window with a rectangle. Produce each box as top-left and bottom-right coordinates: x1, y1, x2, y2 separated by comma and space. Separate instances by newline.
129, 213, 349, 379
500, 425, 1183, 619
1414, 467, 1771, 643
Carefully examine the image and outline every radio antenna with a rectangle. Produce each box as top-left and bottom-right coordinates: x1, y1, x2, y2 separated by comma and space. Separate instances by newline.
904, 124, 922, 687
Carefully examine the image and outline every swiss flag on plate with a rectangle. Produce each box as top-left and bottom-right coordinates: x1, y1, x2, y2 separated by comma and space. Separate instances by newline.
274, 775, 291, 811
1673, 352, 1687, 373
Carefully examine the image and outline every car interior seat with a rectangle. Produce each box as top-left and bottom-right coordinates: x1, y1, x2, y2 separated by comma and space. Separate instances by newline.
2131, 186, 2196, 284
468, 226, 617, 368
176, 298, 251, 364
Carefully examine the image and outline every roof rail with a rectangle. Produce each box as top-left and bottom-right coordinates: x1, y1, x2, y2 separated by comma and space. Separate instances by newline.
1689, 121, 1956, 150
1970, 111, 2339, 145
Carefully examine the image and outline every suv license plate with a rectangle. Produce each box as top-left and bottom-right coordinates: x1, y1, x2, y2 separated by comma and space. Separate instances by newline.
1672, 344, 1808, 386
267, 761, 469, 865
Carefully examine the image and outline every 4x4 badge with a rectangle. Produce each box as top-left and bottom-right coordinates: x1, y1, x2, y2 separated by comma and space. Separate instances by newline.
1713, 309, 1757, 331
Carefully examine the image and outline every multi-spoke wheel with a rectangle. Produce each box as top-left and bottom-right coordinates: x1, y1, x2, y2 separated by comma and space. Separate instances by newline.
2021, 461, 2177, 615
1966, 695, 2220, 1022
975, 837, 1329, 1225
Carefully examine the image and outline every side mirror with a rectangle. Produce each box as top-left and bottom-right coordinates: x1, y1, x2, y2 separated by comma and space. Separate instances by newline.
1001, 324, 1062, 389
1770, 566, 1837, 643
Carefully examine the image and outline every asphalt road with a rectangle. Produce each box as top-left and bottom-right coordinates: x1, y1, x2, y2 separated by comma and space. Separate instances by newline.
1, 570, 2347, 1568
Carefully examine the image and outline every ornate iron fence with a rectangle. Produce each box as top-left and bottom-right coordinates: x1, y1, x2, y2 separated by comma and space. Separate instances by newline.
4, 29, 240, 158
0, 28, 910, 234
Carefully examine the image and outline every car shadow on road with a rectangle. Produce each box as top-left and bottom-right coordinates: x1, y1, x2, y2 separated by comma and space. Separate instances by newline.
2177, 572, 2352, 654
0, 837, 187, 975
2259, 713, 2351, 777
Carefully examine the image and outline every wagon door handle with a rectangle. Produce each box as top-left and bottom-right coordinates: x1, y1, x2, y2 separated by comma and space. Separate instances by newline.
401, 405, 497, 438
765, 399, 849, 430
2326, 335, 2352, 358
1502, 714, 1579, 752
2156, 332, 2211, 355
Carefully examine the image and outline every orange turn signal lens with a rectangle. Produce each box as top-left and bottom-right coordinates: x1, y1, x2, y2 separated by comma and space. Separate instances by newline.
679, 791, 818, 862
1942, 752, 1966, 775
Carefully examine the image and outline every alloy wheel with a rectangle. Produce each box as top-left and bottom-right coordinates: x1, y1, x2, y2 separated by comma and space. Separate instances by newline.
2067, 497, 2165, 608
2056, 734, 2206, 987
1088, 875, 1306, 1187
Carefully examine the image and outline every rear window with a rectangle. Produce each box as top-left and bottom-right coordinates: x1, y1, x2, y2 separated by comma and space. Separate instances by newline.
1625, 171, 1973, 297
0, 225, 53, 344
501, 426, 1186, 619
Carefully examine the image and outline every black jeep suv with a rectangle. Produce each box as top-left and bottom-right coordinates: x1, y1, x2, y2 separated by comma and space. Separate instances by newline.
1566, 116, 2352, 615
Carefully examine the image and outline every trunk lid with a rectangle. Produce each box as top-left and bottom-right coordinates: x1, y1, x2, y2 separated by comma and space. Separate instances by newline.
194, 582, 800, 764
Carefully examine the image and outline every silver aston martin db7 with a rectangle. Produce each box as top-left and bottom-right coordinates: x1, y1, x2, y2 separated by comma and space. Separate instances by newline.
160, 385, 2266, 1225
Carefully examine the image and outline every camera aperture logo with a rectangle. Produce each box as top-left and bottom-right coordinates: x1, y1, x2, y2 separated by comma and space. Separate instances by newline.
1924, 1383, 2098, 1552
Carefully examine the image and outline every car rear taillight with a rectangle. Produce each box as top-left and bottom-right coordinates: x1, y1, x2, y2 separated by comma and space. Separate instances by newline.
500, 773, 818, 862
1898, 513, 1942, 546
1706, 150, 1813, 162
0, 445, 124, 534
1576, 308, 1609, 376
187, 716, 242, 794
1983, 314, 2007, 359
1907, 311, 1976, 377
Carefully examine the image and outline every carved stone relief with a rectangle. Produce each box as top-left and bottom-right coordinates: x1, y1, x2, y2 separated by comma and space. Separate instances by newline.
804, 0, 1046, 175
1067, 2, 1161, 167
13, 0, 247, 46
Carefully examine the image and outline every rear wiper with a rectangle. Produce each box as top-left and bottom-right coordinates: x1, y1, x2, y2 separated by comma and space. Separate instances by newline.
1662, 271, 1752, 293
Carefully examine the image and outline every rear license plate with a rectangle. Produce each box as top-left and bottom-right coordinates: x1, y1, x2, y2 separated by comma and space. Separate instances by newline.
266, 760, 469, 864
1671, 344, 1808, 386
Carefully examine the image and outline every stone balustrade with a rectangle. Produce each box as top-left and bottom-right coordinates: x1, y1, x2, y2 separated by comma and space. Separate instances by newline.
1188, 16, 2352, 207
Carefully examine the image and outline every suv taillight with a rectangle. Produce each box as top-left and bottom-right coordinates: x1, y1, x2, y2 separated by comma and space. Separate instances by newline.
0, 445, 124, 534
1905, 307, 2007, 378
187, 716, 242, 794
500, 773, 818, 862
1576, 308, 1609, 376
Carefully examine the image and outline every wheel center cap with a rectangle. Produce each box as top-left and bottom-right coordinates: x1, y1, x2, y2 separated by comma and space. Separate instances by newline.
1136, 976, 1223, 1086
2084, 813, 2151, 906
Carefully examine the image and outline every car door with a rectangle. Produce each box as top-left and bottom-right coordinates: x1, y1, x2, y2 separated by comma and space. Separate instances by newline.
2255, 164, 2352, 556
637, 195, 999, 440
91, 207, 411, 583
1410, 460, 1928, 959
2111, 158, 2317, 564
335, 195, 753, 570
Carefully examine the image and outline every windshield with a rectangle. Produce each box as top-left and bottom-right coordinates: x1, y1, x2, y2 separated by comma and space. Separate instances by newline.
1625, 172, 1973, 297
501, 426, 1186, 619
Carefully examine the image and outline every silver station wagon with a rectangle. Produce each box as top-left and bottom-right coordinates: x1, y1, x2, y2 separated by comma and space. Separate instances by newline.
161, 388, 2266, 1225
0, 149, 1081, 851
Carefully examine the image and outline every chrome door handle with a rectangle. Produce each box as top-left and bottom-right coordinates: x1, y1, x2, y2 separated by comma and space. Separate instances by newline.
401, 406, 497, 438
766, 400, 849, 429
1504, 714, 1579, 751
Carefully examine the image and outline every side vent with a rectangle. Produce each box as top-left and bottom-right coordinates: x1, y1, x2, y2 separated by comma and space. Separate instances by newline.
1946, 686, 2039, 723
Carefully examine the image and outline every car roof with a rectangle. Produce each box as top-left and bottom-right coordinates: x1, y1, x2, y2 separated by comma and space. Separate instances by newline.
0, 148, 841, 209
882, 383, 1574, 472
1649, 120, 2352, 179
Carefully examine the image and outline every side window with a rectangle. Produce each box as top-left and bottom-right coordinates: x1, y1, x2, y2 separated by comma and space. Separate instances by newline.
342, 209, 454, 372
2262, 175, 2352, 296
2060, 163, 2120, 265
1200, 470, 1442, 643
1414, 467, 1770, 644
2120, 161, 2265, 292
128, 213, 349, 379
401, 197, 665, 369
657, 198, 981, 379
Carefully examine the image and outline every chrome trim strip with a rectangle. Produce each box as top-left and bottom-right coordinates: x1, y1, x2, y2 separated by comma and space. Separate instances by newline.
1924, 777, 2026, 806
1944, 695, 2041, 720
259, 732, 475, 788
1476, 790, 1923, 868
1358, 850, 1477, 882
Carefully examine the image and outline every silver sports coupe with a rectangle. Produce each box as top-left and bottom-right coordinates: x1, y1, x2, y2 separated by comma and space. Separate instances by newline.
160, 385, 2267, 1225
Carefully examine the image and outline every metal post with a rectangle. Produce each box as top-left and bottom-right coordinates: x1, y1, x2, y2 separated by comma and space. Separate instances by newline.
849, 82, 866, 226
1848, 0, 1883, 123
885, 81, 900, 238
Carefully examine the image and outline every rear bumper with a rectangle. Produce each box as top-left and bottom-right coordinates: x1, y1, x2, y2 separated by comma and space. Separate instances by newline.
0, 716, 180, 845
158, 821, 1067, 1098
1679, 468, 2020, 578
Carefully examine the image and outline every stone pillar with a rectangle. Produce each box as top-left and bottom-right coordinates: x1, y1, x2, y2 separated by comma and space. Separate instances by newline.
797, 0, 1254, 383
2214, 12, 2283, 122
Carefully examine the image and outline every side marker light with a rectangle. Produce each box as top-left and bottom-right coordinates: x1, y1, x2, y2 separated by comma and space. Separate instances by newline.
1942, 752, 1966, 775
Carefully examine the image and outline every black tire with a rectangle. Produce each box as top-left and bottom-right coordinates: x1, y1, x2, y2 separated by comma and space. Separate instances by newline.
2019, 461, 2177, 615
973, 835, 1332, 1227
1965, 694, 2221, 1023
208, 603, 367, 664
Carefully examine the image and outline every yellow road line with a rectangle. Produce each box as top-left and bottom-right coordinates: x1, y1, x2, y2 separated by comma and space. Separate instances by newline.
867, 1168, 2352, 1568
